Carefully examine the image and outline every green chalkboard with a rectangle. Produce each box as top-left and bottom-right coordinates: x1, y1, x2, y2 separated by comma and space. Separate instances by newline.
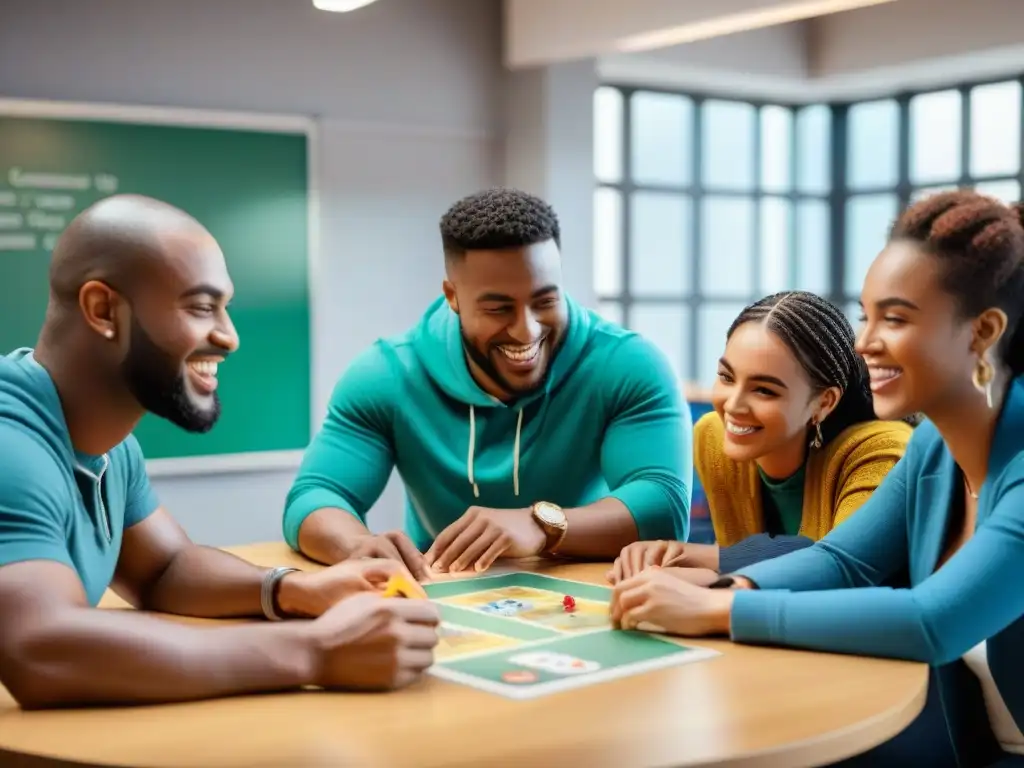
0, 106, 312, 465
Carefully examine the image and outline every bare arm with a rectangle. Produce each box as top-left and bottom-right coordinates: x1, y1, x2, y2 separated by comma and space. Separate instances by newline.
296, 507, 374, 566
0, 560, 315, 709
113, 507, 280, 618
555, 498, 639, 558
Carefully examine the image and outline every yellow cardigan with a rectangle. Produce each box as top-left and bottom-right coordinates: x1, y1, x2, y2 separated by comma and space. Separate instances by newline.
694, 412, 914, 547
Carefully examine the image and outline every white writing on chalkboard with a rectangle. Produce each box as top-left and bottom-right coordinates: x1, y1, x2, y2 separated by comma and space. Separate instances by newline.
0, 169, 120, 252
0, 234, 36, 250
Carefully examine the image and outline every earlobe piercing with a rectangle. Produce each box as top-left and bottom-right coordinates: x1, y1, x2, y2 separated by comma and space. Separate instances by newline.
104, 329, 115, 339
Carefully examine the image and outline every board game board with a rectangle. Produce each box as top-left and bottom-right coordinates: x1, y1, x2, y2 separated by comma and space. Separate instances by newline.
423, 571, 719, 699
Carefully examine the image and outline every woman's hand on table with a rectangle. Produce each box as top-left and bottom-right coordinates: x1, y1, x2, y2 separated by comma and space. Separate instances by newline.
610, 568, 735, 636
606, 541, 720, 583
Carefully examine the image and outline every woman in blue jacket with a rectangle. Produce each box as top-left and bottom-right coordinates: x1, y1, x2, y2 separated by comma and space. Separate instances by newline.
610, 190, 1024, 767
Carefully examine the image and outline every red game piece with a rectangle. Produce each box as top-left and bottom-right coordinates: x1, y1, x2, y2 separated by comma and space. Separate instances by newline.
562, 595, 576, 612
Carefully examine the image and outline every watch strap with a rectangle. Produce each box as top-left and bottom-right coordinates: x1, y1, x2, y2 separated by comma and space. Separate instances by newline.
261, 566, 300, 620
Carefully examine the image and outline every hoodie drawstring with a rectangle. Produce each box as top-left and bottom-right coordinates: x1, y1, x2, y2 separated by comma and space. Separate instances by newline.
467, 405, 523, 499
467, 405, 480, 498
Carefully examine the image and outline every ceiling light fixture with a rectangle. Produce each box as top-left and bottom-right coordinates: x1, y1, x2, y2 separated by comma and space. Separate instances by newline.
615, 0, 897, 53
312, 0, 379, 12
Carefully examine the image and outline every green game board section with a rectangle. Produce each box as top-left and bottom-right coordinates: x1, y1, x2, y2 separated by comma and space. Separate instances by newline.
436, 604, 559, 641
423, 572, 611, 602
442, 629, 694, 683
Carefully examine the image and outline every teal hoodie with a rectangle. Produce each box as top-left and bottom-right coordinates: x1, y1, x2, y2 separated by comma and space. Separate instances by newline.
0, 349, 159, 605
283, 295, 692, 551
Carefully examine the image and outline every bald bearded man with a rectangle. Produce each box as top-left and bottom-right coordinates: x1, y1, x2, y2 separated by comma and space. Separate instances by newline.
0, 195, 438, 709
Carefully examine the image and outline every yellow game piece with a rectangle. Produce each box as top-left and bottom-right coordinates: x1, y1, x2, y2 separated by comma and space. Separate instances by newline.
382, 572, 428, 599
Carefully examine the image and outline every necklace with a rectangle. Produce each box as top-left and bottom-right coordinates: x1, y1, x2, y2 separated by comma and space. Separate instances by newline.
964, 477, 979, 500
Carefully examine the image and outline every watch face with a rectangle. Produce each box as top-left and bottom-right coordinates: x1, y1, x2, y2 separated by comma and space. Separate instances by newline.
535, 503, 563, 525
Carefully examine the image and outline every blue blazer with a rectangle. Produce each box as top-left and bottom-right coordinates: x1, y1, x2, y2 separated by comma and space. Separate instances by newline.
730, 377, 1024, 763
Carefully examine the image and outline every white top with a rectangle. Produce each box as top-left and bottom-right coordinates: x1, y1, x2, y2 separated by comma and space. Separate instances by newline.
963, 640, 1024, 754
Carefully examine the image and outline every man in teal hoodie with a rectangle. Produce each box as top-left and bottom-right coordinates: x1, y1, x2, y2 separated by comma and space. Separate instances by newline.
0, 195, 438, 709
285, 188, 693, 578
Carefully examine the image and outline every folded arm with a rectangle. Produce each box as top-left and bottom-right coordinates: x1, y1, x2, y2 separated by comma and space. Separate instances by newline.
284, 345, 398, 565
582, 336, 692, 552
731, 478, 1024, 664
717, 535, 815, 573
731, 436, 914, 592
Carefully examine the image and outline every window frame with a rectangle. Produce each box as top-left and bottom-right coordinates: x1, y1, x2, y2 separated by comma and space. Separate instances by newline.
594, 74, 1024, 387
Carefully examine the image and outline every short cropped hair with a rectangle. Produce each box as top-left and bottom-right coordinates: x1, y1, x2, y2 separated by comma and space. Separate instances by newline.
439, 188, 560, 259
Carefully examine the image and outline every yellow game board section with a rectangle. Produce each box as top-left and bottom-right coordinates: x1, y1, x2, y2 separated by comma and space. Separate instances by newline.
435, 623, 525, 662
436, 585, 611, 634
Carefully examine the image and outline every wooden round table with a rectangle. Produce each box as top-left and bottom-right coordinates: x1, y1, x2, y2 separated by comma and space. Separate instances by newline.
0, 543, 928, 768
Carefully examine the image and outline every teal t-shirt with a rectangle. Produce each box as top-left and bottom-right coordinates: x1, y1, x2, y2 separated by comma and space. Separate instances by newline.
0, 349, 160, 605
758, 464, 806, 536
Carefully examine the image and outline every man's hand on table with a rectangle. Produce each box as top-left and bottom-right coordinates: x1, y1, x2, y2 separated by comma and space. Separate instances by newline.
276, 558, 419, 618
306, 592, 441, 691
424, 507, 546, 574
342, 530, 432, 580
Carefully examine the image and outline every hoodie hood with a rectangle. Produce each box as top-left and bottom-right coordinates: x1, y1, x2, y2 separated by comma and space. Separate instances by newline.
411, 293, 593, 408
0, 348, 76, 467
409, 293, 594, 501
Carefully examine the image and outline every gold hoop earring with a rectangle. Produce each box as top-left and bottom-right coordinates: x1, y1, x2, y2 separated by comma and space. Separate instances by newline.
809, 420, 823, 449
972, 355, 994, 409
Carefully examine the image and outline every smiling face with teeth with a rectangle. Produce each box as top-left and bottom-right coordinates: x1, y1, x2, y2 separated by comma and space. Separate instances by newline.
712, 322, 840, 479
115, 230, 240, 433
443, 240, 567, 400
855, 240, 986, 421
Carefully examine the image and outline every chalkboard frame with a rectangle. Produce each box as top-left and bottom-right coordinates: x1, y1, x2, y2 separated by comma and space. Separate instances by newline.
0, 97, 320, 478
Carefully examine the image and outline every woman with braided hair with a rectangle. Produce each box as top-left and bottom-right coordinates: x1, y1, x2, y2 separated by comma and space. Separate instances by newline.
608, 290, 913, 584
610, 190, 1024, 767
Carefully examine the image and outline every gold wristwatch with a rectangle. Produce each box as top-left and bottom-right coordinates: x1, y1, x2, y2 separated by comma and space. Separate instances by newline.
530, 501, 567, 554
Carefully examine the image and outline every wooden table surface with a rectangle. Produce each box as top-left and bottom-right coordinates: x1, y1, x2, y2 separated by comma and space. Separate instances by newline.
0, 543, 928, 768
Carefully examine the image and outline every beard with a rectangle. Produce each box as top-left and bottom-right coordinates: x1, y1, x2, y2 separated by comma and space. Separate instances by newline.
460, 328, 555, 399
120, 317, 222, 434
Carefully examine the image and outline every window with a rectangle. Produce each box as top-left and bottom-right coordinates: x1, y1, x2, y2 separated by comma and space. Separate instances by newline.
592, 86, 830, 387
594, 76, 1024, 388
840, 77, 1024, 311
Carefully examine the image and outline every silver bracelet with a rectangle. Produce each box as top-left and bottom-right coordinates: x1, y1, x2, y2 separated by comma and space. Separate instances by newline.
261, 566, 300, 621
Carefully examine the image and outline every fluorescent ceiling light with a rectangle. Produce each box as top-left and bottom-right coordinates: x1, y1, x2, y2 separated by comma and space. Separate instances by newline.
312, 0, 379, 12
615, 0, 897, 53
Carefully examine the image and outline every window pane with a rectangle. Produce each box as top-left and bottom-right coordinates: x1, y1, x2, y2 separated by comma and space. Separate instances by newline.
631, 91, 693, 186
594, 87, 623, 183
911, 185, 957, 203
760, 197, 791, 293
796, 105, 831, 193
630, 305, 690, 383
970, 81, 1021, 177
698, 304, 748, 387
597, 301, 623, 326
760, 105, 792, 193
702, 100, 756, 190
845, 194, 898, 295
701, 196, 755, 297
909, 90, 961, 184
629, 192, 692, 296
974, 180, 1021, 203
846, 301, 862, 329
848, 99, 899, 189
593, 187, 622, 296
796, 200, 829, 294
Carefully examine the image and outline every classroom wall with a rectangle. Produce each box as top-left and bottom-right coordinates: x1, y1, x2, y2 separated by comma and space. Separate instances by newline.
0, 0, 505, 545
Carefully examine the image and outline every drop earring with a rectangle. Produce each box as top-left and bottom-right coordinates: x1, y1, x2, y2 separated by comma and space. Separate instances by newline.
972, 354, 994, 409
809, 420, 823, 449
